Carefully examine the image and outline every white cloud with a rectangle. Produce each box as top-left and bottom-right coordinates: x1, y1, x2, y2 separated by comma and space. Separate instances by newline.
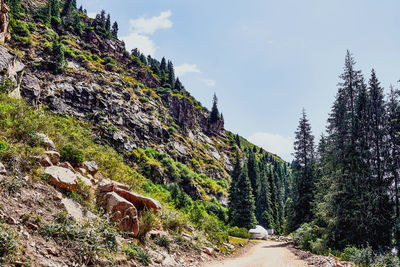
201, 79, 216, 87
175, 64, 201, 77
121, 10, 172, 56
122, 33, 156, 56
129, 10, 172, 35
248, 132, 293, 161
87, 12, 97, 19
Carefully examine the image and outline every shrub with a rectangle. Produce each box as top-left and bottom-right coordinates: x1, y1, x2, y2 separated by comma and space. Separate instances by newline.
154, 235, 171, 251
124, 242, 151, 266
350, 246, 374, 267
60, 144, 84, 165
0, 140, 8, 155
0, 78, 15, 94
228, 226, 250, 239
137, 209, 160, 240
340, 246, 359, 261
293, 223, 317, 251
310, 238, 328, 255
0, 226, 17, 263
161, 210, 187, 233
372, 253, 400, 267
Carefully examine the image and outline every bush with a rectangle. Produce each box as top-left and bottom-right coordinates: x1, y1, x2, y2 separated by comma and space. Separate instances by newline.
293, 223, 317, 251
124, 242, 151, 266
0, 226, 17, 263
372, 253, 400, 267
137, 209, 160, 239
154, 235, 171, 251
350, 246, 374, 267
60, 144, 84, 165
228, 226, 250, 239
340, 246, 359, 261
0, 140, 8, 156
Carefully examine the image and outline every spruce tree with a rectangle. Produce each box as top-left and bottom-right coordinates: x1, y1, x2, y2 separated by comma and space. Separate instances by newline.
167, 61, 175, 89
174, 78, 183, 91
52, 40, 66, 72
228, 152, 241, 222
291, 109, 315, 231
209, 93, 220, 123
256, 167, 273, 228
61, 0, 74, 17
111, 21, 119, 37
160, 57, 167, 72
231, 164, 257, 229
247, 150, 260, 204
105, 14, 111, 33
235, 134, 241, 148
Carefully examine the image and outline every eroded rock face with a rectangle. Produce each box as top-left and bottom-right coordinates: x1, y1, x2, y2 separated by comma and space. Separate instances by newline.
102, 191, 139, 235
0, 0, 10, 43
45, 166, 78, 191
113, 187, 161, 213
0, 162, 6, 175
0, 45, 25, 94
83, 161, 98, 176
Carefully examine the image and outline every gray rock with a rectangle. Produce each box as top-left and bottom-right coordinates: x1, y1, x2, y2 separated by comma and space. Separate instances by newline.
45, 166, 78, 191
0, 162, 6, 175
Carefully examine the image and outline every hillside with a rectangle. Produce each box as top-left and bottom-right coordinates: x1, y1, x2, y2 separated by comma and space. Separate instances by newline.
0, 0, 292, 265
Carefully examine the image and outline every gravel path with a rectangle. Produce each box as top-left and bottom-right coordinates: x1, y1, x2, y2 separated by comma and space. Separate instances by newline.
202, 241, 308, 267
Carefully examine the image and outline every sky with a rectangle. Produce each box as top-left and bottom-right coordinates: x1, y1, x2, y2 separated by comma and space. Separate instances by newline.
78, 0, 400, 161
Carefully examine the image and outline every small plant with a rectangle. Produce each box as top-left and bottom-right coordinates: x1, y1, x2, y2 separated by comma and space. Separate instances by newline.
0, 226, 17, 263
154, 235, 171, 251
137, 209, 160, 239
340, 246, 359, 261
124, 242, 151, 266
228, 226, 250, 239
350, 245, 374, 267
60, 144, 84, 166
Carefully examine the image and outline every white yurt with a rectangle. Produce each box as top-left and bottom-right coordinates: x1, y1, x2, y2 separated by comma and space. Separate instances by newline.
249, 225, 269, 239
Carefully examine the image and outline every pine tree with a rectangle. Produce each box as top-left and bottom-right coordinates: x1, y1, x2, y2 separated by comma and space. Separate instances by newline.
386, 87, 400, 251
49, 0, 60, 18
209, 93, 220, 123
61, 0, 74, 17
235, 134, 241, 148
174, 78, 183, 91
247, 150, 260, 204
52, 40, 66, 72
289, 109, 315, 232
256, 167, 273, 228
231, 164, 257, 229
167, 61, 175, 89
105, 14, 111, 33
111, 21, 119, 37
228, 152, 241, 222
100, 9, 106, 28
160, 57, 167, 72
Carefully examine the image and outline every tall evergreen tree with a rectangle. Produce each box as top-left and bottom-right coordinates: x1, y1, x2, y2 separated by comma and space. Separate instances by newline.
52, 40, 66, 72
231, 164, 257, 229
209, 93, 220, 123
105, 14, 111, 33
289, 109, 315, 232
235, 134, 241, 148
111, 21, 119, 37
61, 0, 74, 17
256, 166, 273, 228
167, 61, 175, 89
174, 78, 183, 91
160, 57, 167, 72
228, 152, 241, 222
247, 150, 260, 204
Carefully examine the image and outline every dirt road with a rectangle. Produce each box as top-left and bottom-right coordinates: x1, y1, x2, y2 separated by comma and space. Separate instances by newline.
202, 241, 308, 267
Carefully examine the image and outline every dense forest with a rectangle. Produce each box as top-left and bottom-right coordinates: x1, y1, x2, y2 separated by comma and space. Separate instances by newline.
287, 51, 400, 263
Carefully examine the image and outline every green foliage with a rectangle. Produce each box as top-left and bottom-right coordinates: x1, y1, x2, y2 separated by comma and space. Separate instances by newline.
154, 235, 171, 251
228, 226, 250, 239
371, 254, 400, 267
293, 223, 318, 251
0, 78, 14, 95
124, 242, 151, 266
137, 209, 161, 239
52, 41, 67, 72
340, 246, 359, 261
60, 144, 84, 165
0, 225, 17, 263
350, 246, 374, 267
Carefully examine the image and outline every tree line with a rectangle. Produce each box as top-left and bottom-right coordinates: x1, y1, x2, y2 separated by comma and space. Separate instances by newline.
288, 51, 400, 252
228, 145, 291, 234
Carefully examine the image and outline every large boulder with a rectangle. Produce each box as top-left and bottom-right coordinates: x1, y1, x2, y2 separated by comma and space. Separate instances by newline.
98, 180, 129, 192
102, 192, 139, 235
44, 166, 78, 191
113, 187, 161, 213
83, 161, 98, 176
0, 0, 10, 43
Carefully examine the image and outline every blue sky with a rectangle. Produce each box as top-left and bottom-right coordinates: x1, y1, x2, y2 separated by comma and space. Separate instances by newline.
78, 0, 400, 161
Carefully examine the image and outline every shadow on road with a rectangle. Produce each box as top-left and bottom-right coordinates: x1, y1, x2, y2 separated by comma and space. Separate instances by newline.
262, 243, 289, 249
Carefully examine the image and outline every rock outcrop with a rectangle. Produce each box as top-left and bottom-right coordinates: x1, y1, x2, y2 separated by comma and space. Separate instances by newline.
113, 187, 162, 213
0, 0, 10, 43
102, 191, 139, 235
0, 45, 25, 96
44, 166, 78, 191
